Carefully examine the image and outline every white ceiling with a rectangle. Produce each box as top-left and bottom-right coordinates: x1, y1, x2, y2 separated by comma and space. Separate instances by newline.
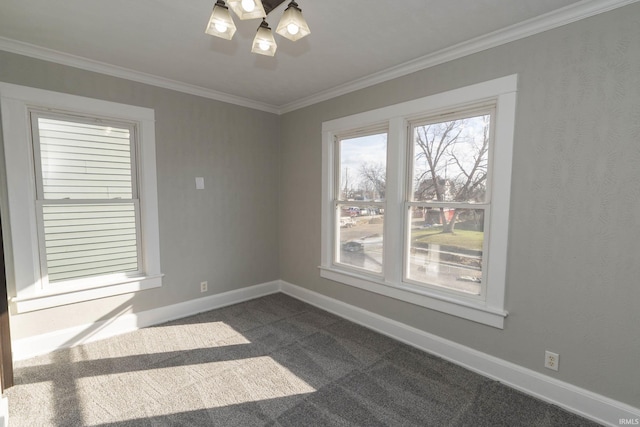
0, 0, 630, 112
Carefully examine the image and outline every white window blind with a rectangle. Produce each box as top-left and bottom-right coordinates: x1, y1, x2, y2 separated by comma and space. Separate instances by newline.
32, 114, 141, 285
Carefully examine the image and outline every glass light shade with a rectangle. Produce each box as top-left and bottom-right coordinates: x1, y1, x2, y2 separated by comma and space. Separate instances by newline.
275, 1, 310, 41
205, 1, 237, 40
251, 20, 277, 56
227, 0, 266, 20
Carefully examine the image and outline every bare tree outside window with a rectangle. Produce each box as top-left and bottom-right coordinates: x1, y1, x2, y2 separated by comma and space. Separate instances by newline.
407, 113, 492, 294
359, 162, 386, 200
413, 115, 490, 233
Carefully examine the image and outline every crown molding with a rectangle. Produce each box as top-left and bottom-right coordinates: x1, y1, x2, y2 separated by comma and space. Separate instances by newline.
278, 0, 639, 113
0, 0, 637, 115
0, 37, 280, 114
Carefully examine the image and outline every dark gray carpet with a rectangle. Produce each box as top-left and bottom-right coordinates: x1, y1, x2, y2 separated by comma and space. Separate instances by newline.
7, 293, 600, 426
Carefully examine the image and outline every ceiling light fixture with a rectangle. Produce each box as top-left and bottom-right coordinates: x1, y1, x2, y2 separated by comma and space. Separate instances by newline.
205, 0, 237, 40
227, 0, 266, 20
251, 19, 277, 56
205, 0, 310, 56
275, 1, 310, 41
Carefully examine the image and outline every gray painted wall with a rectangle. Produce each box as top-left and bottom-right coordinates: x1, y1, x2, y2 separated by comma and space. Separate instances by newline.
0, 1, 638, 410
0, 51, 281, 339
279, 4, 640, 407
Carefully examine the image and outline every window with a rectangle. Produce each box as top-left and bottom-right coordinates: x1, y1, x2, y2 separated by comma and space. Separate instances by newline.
32, 112, 142, 286
321, 76, 517, 328
335, 128, 387, 274
0, 83, 162, 312
406, 110, 492, 296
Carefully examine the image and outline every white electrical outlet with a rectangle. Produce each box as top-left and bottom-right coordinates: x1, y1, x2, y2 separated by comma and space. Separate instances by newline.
200, 281, 208, 292
544, 350, 559, 371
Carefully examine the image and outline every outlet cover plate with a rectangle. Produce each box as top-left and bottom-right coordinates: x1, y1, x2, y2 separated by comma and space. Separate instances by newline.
545, 350, 559, 371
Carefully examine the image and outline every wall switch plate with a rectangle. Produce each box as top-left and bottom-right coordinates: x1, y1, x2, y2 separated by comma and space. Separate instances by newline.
544, 350, 559, 371
200, 281, 208, 292
195, 177, 205, 189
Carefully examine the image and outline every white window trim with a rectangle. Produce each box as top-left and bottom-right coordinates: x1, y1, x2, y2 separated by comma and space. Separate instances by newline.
320, 75, 517, 329
0, 82, 163, 313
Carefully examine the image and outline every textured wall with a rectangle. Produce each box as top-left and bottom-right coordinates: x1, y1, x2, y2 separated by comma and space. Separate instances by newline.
1, 1, 639, 410
0, 51, 281, 338
279, 4, 640, 407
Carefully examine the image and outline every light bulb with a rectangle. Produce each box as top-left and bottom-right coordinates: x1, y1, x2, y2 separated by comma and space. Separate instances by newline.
214, 22, 228, 33
286, 23, 299, 35
258, 40, 270, 51
241, 0, 255, 12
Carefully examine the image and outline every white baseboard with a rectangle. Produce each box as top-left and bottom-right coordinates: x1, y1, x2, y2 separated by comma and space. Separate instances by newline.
279, 280, 640, 427
12, 280, 280, 361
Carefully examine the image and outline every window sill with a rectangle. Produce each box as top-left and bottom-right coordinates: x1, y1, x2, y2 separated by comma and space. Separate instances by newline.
11, 274, 164, 313
319, 266, 507, 329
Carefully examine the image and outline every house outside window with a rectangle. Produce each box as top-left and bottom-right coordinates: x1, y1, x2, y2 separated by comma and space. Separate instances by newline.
321, 76, 517, 328
0, 83, 162, 313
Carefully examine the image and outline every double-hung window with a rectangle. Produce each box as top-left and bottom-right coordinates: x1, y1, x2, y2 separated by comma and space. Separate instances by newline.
321, 76, 517, 328
405, 108, 493, 297
31, 112, 141, 286
334, 128, 388, 275
0, 83, 162, 313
